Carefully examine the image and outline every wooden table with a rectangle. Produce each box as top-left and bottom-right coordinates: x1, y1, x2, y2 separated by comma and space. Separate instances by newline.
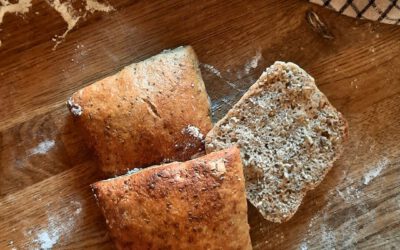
1, 0, 399, 249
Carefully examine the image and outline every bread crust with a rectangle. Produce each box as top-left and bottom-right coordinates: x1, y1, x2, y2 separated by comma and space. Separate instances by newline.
68, 46, 212, 176
91, 147, 252, 250
205, 61, 348, 223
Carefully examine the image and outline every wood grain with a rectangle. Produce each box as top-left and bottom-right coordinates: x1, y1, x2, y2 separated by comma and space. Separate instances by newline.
0, 162, 114, 249
1, 0, 400, 249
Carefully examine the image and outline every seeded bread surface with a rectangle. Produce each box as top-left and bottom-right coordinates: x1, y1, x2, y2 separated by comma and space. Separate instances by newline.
91, 147, 252, 250
68, 46, 212, 176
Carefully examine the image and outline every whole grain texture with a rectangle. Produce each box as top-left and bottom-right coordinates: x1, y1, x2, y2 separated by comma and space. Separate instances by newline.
68, 46, 212, 176
91, 147, 252, 250
206, 62, 348, 223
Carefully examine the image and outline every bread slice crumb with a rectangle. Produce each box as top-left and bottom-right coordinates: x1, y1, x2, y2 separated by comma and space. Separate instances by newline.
206, 61, 348, 223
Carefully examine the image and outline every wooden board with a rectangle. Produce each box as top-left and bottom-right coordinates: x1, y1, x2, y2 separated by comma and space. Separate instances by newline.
1, 0, 400, 249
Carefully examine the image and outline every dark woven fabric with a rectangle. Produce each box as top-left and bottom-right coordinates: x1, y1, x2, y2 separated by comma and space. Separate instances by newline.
310, 0, 400, 24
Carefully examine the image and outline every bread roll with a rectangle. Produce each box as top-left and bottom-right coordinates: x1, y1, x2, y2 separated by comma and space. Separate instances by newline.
68, 46, 212, 176
91, 147, 252, 250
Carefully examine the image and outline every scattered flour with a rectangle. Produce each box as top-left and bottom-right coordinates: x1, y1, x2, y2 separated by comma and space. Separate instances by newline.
36, 231, 59, 250
85, 0, 114, 13
244, 50, 262, 75
321, 223, 336, 249
201, 63, 244, 92
0, 0, 114, 49
126, 168, 141, 175
71, 200, 82, 215
336, 185, 362, 204
350, 78, 359, 89
201, 63, 223, 78
47, 0, 81, 49
182, 125, 204, 140
34, 200, 82, 249
0, 0, 32, 24
362, 158, 388, 185
30, 140, 55, 155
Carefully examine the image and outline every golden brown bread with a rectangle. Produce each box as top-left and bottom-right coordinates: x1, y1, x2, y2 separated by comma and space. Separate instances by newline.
91, 147, 252, 250
67, 46, 212, 176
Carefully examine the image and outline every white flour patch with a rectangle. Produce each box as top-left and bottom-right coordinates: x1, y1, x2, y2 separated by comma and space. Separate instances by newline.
85, 0, 114, 13
0, 0, 114, 49
30, 140, 55, 155
201, 63, 223, 78
36, 231, 59, 250
244, 50, 262, 75
182, 125, 204, 140
126, 168, 142, 175
201, 63, 244, 92
321, 223, 336, 249
34, 200, 82, 249
71, 200, 82, 215
0, 0, 32, 24
362, 158, 388, 185
336, 185, 362, 204
47, 0, 80, 49
340, 215, 358, 248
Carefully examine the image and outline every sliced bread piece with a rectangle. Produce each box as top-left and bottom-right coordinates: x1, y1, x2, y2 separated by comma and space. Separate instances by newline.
91, 147, 252, 250
68, 46, 212, 176
205, 61, 348, 223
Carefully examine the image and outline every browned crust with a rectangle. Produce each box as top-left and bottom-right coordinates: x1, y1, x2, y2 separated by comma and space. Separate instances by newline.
68, 46, 212, 176
91, 147, 252, 250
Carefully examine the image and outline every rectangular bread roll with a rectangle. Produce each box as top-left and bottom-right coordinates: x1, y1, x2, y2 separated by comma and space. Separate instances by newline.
206, 62, 348, 223
91, 147, 252, 250
68, 46, 212, 176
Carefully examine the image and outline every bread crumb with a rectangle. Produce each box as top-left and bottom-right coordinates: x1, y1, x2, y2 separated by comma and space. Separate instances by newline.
182, 125, 204, 141
209, 159, 226, 177
126, 168, 142, 175
67, 97, 83, 116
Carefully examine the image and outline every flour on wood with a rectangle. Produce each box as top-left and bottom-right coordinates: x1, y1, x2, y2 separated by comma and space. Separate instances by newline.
47, 0, 80, 49
85, 0, 114, 13
0, 0, 32, 24
362, 158, 388, 185
201, 63, 223, 78
201, 63, 242, 91
32, 200, 82, 249
30, 140, 55, 155
0, 0, 114, 49
243, 49, 262, 75
336, 185, 362, 204
320, 223, 336, 249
